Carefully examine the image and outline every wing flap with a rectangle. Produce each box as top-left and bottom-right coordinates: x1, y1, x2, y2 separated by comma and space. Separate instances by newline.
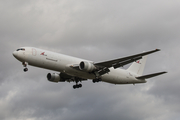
136, 71, 167, 79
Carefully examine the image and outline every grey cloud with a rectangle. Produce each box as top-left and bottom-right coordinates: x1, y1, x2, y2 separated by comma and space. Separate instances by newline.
0, 0, 180, 120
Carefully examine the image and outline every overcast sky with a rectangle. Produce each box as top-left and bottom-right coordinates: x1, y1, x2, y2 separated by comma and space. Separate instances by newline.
0, 0, 180, 120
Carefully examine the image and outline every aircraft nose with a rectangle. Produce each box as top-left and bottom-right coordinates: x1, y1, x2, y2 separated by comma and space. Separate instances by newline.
13, 51, 18, 58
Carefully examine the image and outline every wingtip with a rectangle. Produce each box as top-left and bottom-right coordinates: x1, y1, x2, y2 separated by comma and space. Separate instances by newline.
159, 71, 168, 75
156, 49, 161, 51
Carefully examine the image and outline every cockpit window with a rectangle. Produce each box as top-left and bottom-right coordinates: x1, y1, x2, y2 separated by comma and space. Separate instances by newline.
16, 48, 25, 51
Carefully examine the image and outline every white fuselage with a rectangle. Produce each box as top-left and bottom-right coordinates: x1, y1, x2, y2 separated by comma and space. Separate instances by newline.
13, 47, 146, 84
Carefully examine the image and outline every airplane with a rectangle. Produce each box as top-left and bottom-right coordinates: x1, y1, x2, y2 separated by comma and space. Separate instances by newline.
13, 47, 167, 89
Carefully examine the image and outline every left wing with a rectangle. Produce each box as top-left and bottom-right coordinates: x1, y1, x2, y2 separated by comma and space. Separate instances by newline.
71, 49, 160, 76
95, 49, 160, 68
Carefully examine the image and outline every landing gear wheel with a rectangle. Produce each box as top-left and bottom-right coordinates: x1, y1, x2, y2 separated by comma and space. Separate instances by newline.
73, 85, 76, 89
93, 79, 96, 83
24, 68, 28, 72
73, 84, 82, 89
92, 79, 101, 83
78, 84, 82, 88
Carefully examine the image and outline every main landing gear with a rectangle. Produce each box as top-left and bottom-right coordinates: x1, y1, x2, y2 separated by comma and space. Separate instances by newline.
73, 84, 82, 89
73, 80, 82, 89
22, 62, 28, 72
92, 78, 101, 83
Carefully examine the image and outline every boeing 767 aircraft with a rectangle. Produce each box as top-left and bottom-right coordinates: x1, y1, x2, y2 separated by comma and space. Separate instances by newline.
13, 47, 167, 89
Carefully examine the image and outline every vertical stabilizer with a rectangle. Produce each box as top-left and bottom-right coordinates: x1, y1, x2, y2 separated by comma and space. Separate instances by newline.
127, 56, 147, 75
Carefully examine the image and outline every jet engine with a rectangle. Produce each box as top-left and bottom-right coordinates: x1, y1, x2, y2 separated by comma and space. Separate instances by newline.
47, 73, 64, 82
79, 61, 96, 72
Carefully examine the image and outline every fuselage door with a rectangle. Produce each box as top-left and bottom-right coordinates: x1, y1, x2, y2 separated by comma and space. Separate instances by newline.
32, 48, 37, 56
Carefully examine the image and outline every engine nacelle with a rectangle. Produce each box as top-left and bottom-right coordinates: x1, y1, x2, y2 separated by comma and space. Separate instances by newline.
47, 73, 63, 82
79, 61, 96, 72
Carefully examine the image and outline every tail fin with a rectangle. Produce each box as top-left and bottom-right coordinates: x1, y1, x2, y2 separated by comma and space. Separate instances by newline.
127, 56, 147, 75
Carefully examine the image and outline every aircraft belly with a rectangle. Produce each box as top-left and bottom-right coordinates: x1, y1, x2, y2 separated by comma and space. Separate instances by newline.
65, 66, 95, 79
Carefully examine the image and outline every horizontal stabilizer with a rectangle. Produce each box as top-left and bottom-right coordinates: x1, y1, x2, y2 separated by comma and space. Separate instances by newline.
136, 71, 167, 79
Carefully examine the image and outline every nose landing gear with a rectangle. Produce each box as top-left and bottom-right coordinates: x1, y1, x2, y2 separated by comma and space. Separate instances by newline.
22, 62, 28, 72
